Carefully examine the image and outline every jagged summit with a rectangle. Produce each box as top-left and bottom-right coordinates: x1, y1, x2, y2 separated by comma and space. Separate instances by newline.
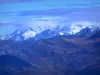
0, 28, 36, 41
0, 24, 99, 41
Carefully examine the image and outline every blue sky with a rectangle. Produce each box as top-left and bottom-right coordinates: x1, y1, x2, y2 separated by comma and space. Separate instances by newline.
0, 0, 100, 36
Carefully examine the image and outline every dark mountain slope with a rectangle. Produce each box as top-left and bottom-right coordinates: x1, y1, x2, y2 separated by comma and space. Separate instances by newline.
0, 55, 32, 68
0, 55, 39, 75
0, 32, 100, 75
74, 64, 100, 75
88, 30, 100, 40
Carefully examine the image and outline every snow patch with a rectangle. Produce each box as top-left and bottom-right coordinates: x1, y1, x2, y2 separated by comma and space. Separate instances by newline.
59, 32, 64, 35
0, 36, 6, 40
17, 30, 20, 34
69, 24, 87, 34
15, 36, 21, 41
22, 30, 36, 40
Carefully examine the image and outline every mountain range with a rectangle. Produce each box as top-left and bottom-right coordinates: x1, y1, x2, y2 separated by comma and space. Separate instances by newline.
0, 28, 100, 75
0, 25, 99, 41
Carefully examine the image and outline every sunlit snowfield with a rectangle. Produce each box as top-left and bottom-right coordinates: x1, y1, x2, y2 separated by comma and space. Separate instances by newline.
0, 0, 100, 75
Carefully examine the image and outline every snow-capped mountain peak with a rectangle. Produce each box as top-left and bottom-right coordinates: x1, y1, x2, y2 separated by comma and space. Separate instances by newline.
59, 32, 64, 36
22, 30, 36, 40
0, 28, 36, 41
69, 24, 93, 35
0, 24, 99, 41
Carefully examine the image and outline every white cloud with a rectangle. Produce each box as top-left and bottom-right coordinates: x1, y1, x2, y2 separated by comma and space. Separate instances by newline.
27, 17, 100, 34
27, 16, 63, 33
71, 21, 100, 27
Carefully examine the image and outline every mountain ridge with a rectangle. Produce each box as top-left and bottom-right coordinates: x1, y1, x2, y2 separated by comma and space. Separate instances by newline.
0, 25, 99, 41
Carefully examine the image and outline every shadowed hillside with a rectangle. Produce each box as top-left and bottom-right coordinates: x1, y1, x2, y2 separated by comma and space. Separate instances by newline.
0, 31, 100, 75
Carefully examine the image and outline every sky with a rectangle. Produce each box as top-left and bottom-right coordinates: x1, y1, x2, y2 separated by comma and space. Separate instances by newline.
0, 0, 100, 36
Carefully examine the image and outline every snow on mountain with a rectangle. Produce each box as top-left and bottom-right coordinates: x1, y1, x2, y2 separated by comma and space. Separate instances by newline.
75, 27, 93, 37
22, 29, 36, 40
59, 32, 64, 36
0, 28, 36, 41
34, 29, 57, 40
0, 24, 99, 41
0, 36, 7, 40
69, 24, 90, 34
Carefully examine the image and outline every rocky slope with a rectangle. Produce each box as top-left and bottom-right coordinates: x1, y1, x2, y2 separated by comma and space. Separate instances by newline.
0, 30, 100, 75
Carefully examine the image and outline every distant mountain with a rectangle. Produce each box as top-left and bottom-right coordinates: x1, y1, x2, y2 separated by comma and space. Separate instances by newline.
89, 28, 100, 40
34, 29, 65, 40
0, 25, 99, 41
75, 27, 92, 37
0, 27, 36, 41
